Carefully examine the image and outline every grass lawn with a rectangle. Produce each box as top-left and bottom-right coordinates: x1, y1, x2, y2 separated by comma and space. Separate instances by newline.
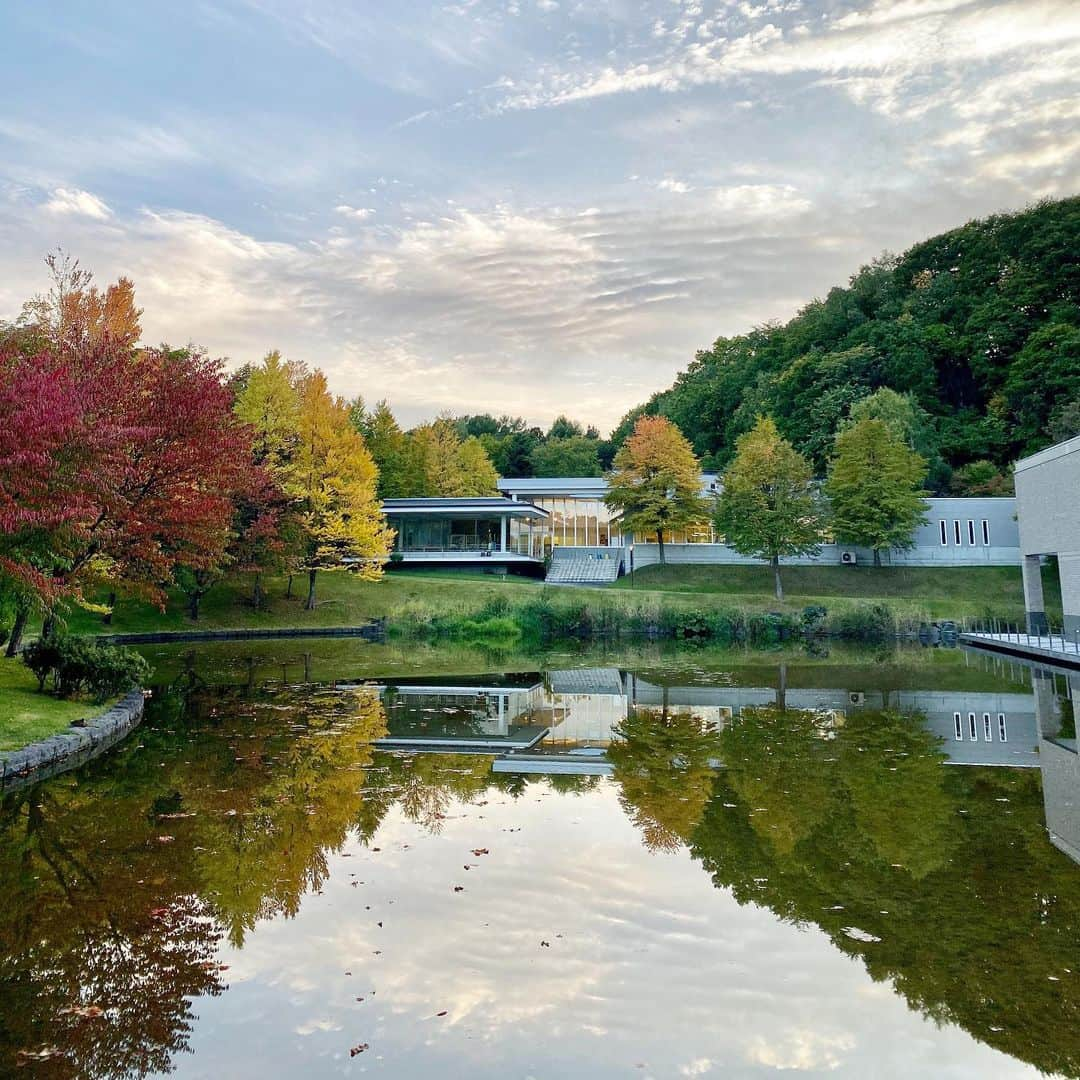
52, 563, 1053, 641
0, 658, 115, 753
613, 564, 1061, 621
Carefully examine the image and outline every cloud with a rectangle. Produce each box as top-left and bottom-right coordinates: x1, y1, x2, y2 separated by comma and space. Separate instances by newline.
658, 178, 692, 194
42, 187, 112, 220
335, 204, 376, 221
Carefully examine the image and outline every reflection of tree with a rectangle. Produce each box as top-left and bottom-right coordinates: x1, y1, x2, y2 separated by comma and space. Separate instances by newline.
183, 684, 389, 945
690, 708, 1080, 1078
0, 788, 223, 1079
608, 704, 722, 852
359, 752, 503, 836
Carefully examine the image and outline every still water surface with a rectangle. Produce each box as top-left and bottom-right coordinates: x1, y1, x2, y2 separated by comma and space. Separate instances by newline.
2, 641, 1078, 1078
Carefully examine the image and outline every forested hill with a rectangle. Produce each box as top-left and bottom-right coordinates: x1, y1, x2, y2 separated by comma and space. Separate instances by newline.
616, 196, 1080, 491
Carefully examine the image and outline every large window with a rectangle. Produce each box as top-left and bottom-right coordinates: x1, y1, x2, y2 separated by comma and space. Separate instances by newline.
982, 519, 991, 545
939, 520, 948, 546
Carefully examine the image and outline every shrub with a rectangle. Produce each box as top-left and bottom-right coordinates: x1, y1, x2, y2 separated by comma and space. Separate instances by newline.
834, 603, 896, 641
23, 637, 63, 691
23, 635, 150, 702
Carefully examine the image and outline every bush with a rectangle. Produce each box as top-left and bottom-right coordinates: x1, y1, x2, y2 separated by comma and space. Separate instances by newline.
23, 637, 63, 691
23, 635, 150, 702
834, 603, 896, 641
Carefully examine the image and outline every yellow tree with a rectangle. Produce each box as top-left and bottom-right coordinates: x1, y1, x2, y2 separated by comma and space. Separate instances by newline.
457, 435, 499, 495
604, 415, 707, 563
234, 350, 303, 478
293, 371, 393, 609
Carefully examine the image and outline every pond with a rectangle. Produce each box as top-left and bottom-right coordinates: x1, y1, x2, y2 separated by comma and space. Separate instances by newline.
1, 639, 1078, 1078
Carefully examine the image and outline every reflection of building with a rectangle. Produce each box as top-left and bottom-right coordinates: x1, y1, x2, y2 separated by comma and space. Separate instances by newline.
373, 675, 547, 750
1015, 435, 1080, 637
1032, 666, 1080, 863
366, 667, 1051, 775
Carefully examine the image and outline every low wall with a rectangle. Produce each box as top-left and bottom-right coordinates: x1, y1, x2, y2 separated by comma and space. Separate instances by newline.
0, 689, 146, 794
628, 544, 1022, 570
94, 622, 386, 646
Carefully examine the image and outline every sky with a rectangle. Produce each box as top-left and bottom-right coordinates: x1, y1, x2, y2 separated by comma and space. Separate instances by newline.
0, 1, 1078, 433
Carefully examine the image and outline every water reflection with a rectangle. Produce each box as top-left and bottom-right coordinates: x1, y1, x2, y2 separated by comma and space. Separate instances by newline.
0, 648, 1078, 1077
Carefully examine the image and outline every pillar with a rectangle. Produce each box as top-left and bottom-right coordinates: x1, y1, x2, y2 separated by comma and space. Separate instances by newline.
500, 516, 507, 553
1023, 554, 1048, 634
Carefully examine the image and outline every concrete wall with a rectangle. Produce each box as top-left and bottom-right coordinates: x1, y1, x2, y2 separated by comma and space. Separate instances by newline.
1015, 436, 1080, 636
615, 497, 1020, 570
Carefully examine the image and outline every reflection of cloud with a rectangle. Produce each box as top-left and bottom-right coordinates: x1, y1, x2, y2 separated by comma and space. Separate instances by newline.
189, 783, 1039, 1078
745, 1029, 856, 1071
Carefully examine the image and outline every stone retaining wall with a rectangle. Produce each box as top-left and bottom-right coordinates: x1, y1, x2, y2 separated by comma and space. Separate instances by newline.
94, 622, 385, 646
0, 689, 145, 794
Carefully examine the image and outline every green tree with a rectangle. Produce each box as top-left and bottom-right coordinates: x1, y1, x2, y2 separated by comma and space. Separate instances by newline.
356, 400, 410, 498
825, 418, 929, 566
715, 417, 822, 599
1005, 322, 1080, 453
529, 436, 602, 478
403, 419, 498, 496
848, 387, 946, 491
604, 416, 708, 564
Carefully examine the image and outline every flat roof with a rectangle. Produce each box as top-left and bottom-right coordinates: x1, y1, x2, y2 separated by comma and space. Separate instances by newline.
382, 497, 548, 517
1015, 433, 1080, 474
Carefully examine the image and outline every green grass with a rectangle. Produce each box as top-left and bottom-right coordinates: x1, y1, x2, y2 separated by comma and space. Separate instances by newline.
0, 658, 117, 753
613, 564, 1061, 621
52, 563, 1052, 643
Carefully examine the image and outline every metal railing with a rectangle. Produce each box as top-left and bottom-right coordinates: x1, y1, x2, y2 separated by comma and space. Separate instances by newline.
961, 618, 1080, 655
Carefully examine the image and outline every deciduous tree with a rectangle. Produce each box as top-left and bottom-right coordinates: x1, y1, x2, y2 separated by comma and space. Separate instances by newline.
604, 416, 707, 564
715, 417, 823, 600
825, 418, 929, 567
293, 371, 392, 609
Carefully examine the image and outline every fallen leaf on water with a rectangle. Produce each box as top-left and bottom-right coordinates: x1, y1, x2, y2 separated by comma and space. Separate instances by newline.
58, 1005, 104, 1019
471, 848, 489, 856
436, 1011, 448, 1017
16, 1047, 64, 1063
453, 886, 464, 893
540, 940, 550, 947
350, 1043, 369, 1057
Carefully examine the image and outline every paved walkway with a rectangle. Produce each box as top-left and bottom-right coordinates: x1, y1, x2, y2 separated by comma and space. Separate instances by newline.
960, 630, 1080, 670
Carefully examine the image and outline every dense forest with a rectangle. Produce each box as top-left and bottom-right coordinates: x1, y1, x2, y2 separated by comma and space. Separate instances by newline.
610, 196, 1080, 494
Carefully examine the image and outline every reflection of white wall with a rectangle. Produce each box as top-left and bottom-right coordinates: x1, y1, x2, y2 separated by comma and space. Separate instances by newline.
546, 691, 628, 746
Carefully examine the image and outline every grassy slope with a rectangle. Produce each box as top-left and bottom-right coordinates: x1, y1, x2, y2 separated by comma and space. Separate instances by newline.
54, 564, 1053, 640
614, 563, 1060, 612
0, 659, 117, 753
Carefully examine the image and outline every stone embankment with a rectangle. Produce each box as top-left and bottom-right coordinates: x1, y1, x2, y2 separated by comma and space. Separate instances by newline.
0, 689, 146, 794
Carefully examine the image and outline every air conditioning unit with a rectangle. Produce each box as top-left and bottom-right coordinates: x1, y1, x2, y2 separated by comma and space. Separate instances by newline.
840, 550, 857, 565
849, 692, 866, 706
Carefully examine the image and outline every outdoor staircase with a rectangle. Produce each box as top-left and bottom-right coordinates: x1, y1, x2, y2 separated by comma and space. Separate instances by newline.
545, 550, 622, 585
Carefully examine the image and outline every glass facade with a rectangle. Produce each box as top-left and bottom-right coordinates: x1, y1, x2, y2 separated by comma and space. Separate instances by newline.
390, 516, 502, 553
525, 496, 621, 547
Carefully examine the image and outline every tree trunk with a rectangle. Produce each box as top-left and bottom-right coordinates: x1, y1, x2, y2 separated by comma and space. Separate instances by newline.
188, 590, 202, 621
873, 548, 882, 568
6, 600, 29, 657
656, 529, 666, 565
305, 568, 317, 611
286, 574, 294, 599
771, 555, 784, 601
103, 591, 116, 626
252, 572, 264, 611
40, 612, 58, 641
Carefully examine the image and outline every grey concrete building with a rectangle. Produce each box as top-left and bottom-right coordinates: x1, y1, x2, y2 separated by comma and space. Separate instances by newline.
1014, 434, 1080, 636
